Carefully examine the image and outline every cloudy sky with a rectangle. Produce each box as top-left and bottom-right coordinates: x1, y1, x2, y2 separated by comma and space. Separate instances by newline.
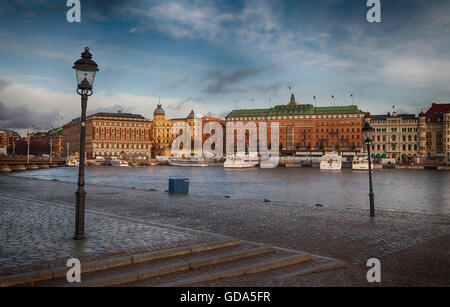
1, 0, 449, 134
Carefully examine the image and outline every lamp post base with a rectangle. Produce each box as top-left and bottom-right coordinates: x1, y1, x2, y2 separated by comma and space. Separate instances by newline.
73, 233, 85, 240
74, 186, 86, 240
369, 192, 375, 217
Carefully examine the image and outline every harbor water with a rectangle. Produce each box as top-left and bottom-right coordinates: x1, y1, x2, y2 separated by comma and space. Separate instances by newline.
10, 166, 450, 216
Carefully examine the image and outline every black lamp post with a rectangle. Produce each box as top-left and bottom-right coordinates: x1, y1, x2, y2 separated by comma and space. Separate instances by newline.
72, 47, 99, 240
362, 121, 375, 217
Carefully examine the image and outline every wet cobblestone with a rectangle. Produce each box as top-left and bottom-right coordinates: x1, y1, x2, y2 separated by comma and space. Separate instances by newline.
0, 175, 449, 285
0, 193, 221, 276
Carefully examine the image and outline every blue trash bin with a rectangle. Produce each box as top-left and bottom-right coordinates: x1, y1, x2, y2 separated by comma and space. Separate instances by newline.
169, 178, 189, 195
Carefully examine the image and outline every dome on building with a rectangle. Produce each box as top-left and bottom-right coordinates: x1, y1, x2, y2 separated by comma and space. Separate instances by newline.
187, 109, 195, 120
154, 104, 165, 116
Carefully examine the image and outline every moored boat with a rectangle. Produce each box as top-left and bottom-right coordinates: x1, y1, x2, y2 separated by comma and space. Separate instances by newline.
320, 152, 342, 170
224, 154, 259, 168
66, 159, 79, 167
107, 157, 129, 167
167, 157, 208, 167
352, 156, 369, 170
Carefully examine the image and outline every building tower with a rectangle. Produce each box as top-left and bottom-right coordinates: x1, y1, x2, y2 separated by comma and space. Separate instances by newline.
152, 104, 171, 157
418, 111, 427, 159
444, 110, 450, 158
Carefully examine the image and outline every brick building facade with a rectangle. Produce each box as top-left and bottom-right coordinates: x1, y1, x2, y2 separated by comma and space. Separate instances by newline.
63, 112, 153, 159
418, 103, 450, 159
225, 94, 365, 154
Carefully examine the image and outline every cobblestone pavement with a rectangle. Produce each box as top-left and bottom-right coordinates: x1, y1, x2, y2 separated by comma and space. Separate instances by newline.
0, 193, 225, 277
0, 175, 449, 285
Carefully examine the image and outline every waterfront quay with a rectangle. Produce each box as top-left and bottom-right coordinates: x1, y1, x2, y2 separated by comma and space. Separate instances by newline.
0, 175, 449, 286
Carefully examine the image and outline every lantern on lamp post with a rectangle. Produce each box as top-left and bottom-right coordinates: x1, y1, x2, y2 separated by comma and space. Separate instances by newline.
72, 47, 99, 240
362, 121, 375, 217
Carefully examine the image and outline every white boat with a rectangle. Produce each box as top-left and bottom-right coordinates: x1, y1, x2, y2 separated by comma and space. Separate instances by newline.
167, 157, 208, 167
352, 156, 369, 170
224, 155, 259, 168
320, 152, 342, 170
66, 159, 79, 167
109, 157, 129, 167
260, 156, 280, 169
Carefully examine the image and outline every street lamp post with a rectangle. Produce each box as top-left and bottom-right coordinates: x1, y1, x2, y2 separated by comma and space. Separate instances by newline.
72, 47, 99, 240
362, 121, 375, 217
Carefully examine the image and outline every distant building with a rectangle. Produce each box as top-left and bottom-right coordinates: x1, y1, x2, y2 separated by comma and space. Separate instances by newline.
202, 116, 226, 156
445, 110, 450, 158
6, 130, 21, 155
419, 103, 450, 159
151, 106, 214, 158
0, 130, 8, 155
62, 106, 227, 159
367, 112, 419, 161
169, 109, 203, 157
48, 128, 64, 157
225, 94, 365, 154
63, 112, 152, 159
151, 104, 176, 157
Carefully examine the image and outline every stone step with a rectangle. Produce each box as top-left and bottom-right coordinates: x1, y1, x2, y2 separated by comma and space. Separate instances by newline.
276, 258, 348, 280
123, 249, 312, 287
6, 239, 347, 287
158, 253, 313, 287
73, 245, 276, 287
1, 239, 241, 287
189, 255, 348, 287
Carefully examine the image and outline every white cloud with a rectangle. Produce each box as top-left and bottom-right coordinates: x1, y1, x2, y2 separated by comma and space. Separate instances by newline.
0, 78, 229, 131
379, 56, 450, 90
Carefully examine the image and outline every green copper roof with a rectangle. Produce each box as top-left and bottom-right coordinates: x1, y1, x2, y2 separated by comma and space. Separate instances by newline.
226, 104, 363, 118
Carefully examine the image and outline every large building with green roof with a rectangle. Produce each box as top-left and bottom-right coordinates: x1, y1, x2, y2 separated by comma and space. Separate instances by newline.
226, 94, 366, 153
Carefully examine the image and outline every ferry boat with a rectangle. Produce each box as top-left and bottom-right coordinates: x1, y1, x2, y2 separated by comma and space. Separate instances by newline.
167, 157, 208, 167
260, 156, 280, 169
224, 154, 259, 168
320, 152, 342, 170
108, 157, 129, 167
66, 159, 79, 167
352, 156, 369, 170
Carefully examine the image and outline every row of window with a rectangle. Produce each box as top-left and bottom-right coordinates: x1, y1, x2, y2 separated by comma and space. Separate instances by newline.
95, 127, 150, 135
280, 134, 360, 140
229, 114, 364, 121
93, 143, 150, 150
94, 121, 151, 128
280, 121, 361, 126
374, 135, 418, 142
278, 141, 361, 148
95, 135, 149, 141
372, 144, 418, 151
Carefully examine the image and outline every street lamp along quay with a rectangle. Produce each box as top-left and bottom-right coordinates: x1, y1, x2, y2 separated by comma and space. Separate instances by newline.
362, 121, 375, 217
73, 47, 99, 240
